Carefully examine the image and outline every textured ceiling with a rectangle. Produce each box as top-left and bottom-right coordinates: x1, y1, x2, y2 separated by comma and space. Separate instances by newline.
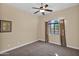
7, 3, 79, 16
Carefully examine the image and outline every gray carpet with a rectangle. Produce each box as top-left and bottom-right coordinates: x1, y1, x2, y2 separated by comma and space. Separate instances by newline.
0, 41, 79, 56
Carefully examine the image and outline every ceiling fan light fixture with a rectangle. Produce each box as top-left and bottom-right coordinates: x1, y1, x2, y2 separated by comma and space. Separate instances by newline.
40, 10, 45, 12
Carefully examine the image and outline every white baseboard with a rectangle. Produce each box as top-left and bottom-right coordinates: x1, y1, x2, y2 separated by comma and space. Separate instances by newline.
1, 39, 78, 54
49, 41, 61, 45
0, 40, 38, 54
38, 39, 45, 41
67, 45, 79, 50
38, 39, 61, 45
38, 39, 79, 50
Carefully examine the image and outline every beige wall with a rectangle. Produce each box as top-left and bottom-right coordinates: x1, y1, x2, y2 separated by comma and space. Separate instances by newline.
0, 4, 39, 52
0, 4, 79, 52
38, 5, 79, 49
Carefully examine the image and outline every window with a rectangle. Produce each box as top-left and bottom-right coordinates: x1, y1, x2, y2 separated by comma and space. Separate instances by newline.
48, 20, 59, 35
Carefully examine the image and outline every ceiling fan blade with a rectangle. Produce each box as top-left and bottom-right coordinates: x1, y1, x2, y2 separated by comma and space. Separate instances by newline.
33, 11, 39, 14
45, 4, 48, 8
32, 7, 40, 9
40, 3, 43, 9
42, 12, 45, 15
45, 9, 53, 12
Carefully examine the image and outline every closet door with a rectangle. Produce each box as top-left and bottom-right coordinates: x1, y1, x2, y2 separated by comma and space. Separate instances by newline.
60, 19, 66, 47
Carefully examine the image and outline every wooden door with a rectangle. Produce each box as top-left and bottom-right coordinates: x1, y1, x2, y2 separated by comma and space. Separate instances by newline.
60, 19, 67, 47
45, 22, 49, 43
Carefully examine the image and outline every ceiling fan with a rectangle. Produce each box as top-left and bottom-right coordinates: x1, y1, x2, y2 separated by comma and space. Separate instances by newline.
32, 3, 53, 15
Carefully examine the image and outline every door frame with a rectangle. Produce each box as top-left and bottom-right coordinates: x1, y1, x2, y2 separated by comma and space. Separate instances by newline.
45, 19, 67, 47
45, 22, 49, 43
60, 19, 67, 47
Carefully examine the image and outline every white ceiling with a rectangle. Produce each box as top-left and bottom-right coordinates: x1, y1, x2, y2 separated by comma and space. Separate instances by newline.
7, 3, 79, 16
